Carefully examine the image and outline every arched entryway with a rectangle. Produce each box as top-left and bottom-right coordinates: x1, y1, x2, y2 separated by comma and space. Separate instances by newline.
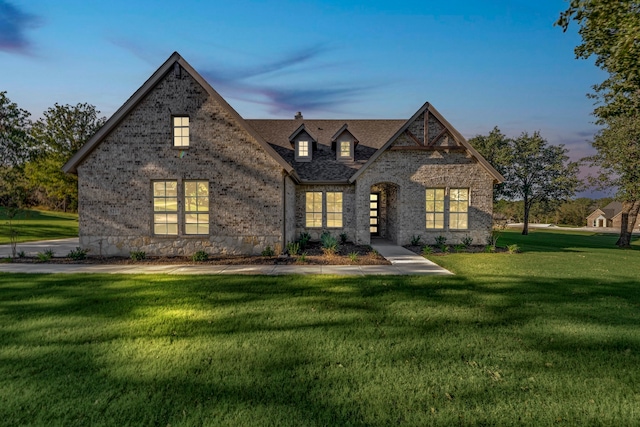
370, 182, 399, 243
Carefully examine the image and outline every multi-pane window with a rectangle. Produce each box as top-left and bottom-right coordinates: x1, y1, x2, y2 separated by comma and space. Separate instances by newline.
326, 192, 343, 228
184, 181, 209, 235
173, 116, 189, 147
306, 192, 323, 227
339, 141, 351, 157
449, 188, 469, 229
298, 140, 309, 157
153, 181, 178, 235
425, 188, 445, 229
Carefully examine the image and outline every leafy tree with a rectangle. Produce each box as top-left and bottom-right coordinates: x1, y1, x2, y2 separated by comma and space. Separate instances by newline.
586, 114, 640, 246
27, 103, 105, 211
502, 132, 581, 235
468, 127, 510, 200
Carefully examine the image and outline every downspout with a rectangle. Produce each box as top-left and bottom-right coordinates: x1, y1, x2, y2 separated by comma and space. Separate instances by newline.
282, 171, 287, 251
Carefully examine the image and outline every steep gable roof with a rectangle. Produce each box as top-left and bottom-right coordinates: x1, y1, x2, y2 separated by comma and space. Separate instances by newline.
349, 103, 505, 184
602, 201, 623, 219
63, 52, 297, 180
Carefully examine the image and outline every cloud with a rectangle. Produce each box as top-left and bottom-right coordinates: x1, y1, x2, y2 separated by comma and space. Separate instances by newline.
0, 1, 40, 54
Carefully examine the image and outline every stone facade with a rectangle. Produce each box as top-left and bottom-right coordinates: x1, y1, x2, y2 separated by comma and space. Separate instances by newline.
294, 184, 356, 241
76, 66, 285, 256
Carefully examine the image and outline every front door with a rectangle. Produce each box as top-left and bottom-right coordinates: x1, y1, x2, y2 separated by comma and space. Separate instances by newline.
370, 193, 380, 236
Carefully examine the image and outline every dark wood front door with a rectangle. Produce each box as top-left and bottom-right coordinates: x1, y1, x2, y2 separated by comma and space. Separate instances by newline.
370, 193, 380, 236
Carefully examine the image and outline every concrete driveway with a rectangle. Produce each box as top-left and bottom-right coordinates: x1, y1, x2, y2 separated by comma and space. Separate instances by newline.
0, 238, 80, 258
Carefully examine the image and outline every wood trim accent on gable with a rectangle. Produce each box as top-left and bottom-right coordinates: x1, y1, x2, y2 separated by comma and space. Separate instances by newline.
404, 129, 423, 146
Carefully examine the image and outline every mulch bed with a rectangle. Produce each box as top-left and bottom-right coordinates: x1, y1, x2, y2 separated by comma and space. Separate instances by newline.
5, 241, 390, 266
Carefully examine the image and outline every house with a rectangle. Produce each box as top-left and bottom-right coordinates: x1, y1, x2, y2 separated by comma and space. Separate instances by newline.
63, 52, 504, 256
586, 201, 640, 229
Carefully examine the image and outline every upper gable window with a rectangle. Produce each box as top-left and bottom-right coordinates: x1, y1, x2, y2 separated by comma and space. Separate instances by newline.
298, 140, 309, 157
173, 116, 189, 147
337, 140, 353, 160
295, 140, 312, 162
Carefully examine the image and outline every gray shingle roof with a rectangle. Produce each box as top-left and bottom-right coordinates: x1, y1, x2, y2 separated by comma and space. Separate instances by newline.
602, 201, 623, 218
246, 119, 405, 181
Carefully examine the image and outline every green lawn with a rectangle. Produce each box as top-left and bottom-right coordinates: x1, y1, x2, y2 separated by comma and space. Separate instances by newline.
0, 208, 78, 244
1, 230, 639, 425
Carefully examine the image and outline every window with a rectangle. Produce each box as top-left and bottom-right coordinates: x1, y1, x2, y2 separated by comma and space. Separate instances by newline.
305, 192, 323, 227
173, 116, 189, 147
184, 181, 209, 235
298, 140, 309, 157
339, 141, 351, 158
425, 188, 445, 229
326, 192, 343, 228
449, 188, 469, 229
153, 181, 178, 235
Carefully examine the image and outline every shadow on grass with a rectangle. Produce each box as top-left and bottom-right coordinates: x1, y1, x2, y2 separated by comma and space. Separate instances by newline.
499, 229, 640, 253
1, 273, 639, 425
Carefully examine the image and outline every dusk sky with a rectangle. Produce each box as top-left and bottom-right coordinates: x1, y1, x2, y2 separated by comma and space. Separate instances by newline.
1, 1, 609, 195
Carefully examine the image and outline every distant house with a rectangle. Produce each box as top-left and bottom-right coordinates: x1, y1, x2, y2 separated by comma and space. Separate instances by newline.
586, 201, 623, 228
63, 52, 504, 256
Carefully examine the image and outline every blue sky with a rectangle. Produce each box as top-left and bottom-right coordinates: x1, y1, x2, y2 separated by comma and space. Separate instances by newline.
1, 0, 608, 194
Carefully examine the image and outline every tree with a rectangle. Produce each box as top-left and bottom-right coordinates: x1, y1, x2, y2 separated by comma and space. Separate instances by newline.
468, 127, 510, 200
502, 132, 581, 235
557, 1, 640, 245
27, 103, 105, 211
586, 114, 640, 246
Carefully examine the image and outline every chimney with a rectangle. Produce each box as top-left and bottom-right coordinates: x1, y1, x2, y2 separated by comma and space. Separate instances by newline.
294, 111, 303, 120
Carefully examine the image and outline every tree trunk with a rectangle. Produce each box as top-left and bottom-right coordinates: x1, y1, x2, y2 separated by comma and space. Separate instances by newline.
616, 200, 640, 247
522, 196, 530, 235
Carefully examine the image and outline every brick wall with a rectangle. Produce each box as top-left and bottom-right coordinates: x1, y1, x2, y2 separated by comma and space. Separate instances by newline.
77, 66, 285, 256
294, 184, 356, 242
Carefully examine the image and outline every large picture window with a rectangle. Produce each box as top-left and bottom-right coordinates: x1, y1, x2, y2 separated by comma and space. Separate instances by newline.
326, 192, 343, 228
425, 188, 445, 229
184, 181, 209, 235
305, 192, 322, 227
153, 181, 178, 235
449, 188, 469, 229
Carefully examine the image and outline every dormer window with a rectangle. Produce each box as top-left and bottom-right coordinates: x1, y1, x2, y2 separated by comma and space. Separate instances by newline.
331, 124, 357, 161
173, 116, 189, 147
339, 141, 351, 158
298, 140, 309, 158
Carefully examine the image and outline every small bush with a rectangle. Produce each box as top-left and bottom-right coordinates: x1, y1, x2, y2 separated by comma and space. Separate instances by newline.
483, 245, 496, 253
261, 246, 275, 257
348, 252, 358, 263
422, 245, 433, 256
17, 250, 25, 258
462, 236, 473, 247
67, 247, 89, 261
339, 233, 348, 244
192, 250, 209, 262
287, 241, 300, 256
130, 251, 146, 261
507, 244, 520, 254
298, 232, 311, 249
36, 249, 54, 262
442, 245, 450, 254
410, 235, 422, 246
454, 244, 465, 253
297, 252, 307, 263
435, 235, 447, 246
320, 232, 339, 255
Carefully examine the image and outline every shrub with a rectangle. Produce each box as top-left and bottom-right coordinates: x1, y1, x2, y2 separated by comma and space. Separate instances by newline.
320, 232, 339, 255
442, 245, 450, 254
261, 246, 275, 257
287, 241, 300, 256
297, 252, 307, 263
67, 247, 89, 261
462, 236, 473, 247
348, 252, 358, 262
483, 245, 496, 253
36, 249, 54, 262
130, 251, 146, 261
410, 235, 422, 246
17, 250, 25, 258
422, 245, 433, 256
454, 244, 465, 253
339, 233, 348, 244
298, 232, 311, 249
507, 244, 520, 254
192, 250, 209, 262
435, 235, 447, 246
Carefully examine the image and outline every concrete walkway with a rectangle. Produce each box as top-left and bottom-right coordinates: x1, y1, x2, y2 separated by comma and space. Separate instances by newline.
0, 238, 452, 276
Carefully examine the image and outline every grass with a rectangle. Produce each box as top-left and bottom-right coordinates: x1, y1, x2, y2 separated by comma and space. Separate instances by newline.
0, 229, 639, 425
0, 208, 78, 244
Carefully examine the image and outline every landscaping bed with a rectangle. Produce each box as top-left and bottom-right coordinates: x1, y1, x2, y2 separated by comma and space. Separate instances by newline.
5, 241, 390, 265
